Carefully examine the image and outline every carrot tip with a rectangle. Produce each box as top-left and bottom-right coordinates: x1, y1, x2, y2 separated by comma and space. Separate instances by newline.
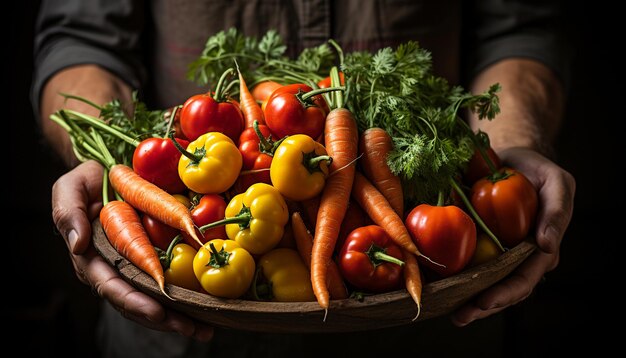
322, 308, 328, 322
159, 282, 176, 301
411, 303, 421, 322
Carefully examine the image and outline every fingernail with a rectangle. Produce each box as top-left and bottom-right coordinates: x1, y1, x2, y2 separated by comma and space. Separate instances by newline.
67, 230, 78, 252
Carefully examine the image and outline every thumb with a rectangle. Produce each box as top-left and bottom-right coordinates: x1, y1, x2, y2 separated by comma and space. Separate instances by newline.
52, 161, 104, 254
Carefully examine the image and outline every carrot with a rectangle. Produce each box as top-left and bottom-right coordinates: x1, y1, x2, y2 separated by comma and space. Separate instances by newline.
100, 200, 171, 299
237, 68, 265, 127
403, 249, 422, 320
359, 127, 404, 217
108, 164, 203, 248
292, 212, 348, 300
251, 80, 282, 103
351, 171, 419, 256
311, 107, 359, 310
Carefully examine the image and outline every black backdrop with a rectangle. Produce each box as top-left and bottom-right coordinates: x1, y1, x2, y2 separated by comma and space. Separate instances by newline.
6, 2, 620, 356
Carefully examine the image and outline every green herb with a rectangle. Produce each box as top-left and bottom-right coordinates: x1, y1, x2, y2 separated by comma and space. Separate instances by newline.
342, 41, 500, 206
187, 28, 335, 89
58, 92, 166, 166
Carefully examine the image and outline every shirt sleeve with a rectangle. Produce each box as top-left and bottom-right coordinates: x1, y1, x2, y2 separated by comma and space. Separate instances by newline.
463, 0, 571, 87
31, 0, 146, 117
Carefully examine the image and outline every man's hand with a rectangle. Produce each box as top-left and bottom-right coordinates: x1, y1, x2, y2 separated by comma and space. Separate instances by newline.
52, 160, 214, 341
452, 147, 575, 326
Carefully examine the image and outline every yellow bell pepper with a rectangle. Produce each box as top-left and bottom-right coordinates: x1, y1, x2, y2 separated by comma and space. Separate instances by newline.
269, 134, 331, 201
193, 239, 255, 298
174, 131, 242, 194
161, 236, 202, 292
224, 183, 289, 255
253, 248, 315, 302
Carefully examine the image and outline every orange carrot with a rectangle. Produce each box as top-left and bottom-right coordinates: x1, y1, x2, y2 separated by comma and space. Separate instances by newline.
251, 80, 282, 104
237, 69, 265, 127
351, 171, 419, 256
100, 200, 171, 298
359, 127, 404, 217
311, 108, 359, 310
292, 212, 348, 300
108, 164, 203, 248
403, 249, 422, 320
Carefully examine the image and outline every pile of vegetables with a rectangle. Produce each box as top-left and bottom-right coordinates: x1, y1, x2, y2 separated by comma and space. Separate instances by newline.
51, 29, 538, 320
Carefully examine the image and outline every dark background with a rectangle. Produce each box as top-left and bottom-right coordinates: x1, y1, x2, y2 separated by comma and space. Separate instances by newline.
5, 2, 620, 357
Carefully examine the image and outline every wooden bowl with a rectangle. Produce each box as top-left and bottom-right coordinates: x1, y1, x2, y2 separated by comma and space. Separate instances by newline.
93, 219, 535, 333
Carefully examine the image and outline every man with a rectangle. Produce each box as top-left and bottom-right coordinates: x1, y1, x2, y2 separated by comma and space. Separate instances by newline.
34, 1, 575, 356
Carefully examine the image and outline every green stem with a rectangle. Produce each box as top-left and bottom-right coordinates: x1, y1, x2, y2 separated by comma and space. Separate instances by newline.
254, 120, 273, 152
64, 109, 140, 147
164, 105, 180, 138
436, 191, 445, 207
162, 236, 183, 270
329, 66, 344, 109
213, 68, 235, 102
299, 86, 345, 103
60, 93, 103, 111
169, 131, 203, 162
101, 168, 110, 207
306, 154, 332, 173
367, 244, 405, 266
456, 118, 499, 175
449, 178, 505, 252
197, 211, 253, 233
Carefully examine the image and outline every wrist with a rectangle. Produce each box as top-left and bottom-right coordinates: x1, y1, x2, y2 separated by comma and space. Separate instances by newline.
468, 58, 565, 158
40, 64, 133, 167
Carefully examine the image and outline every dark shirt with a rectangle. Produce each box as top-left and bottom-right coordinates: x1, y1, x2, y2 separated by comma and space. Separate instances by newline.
32, 0, 568, 115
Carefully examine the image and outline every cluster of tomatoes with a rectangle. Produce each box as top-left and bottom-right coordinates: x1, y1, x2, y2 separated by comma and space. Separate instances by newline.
406, 146, 539, 280
128, 77, 345, 300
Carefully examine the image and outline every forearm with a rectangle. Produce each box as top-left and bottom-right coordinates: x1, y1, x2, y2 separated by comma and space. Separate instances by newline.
40, 64, 133, 167
468, 58, 565, 157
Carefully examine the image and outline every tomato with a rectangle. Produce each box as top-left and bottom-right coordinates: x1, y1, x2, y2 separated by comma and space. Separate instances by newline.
464, 146, 501, 185
405, 204, 477, 277
142, 214, 179, 251
179, 92, 244, 143
317, 71, 344, 89
264, 83, 329, 140
183, 194, 228, 250
236, 121, 283, 191
142, 194, 191, 251
470, 167, 538, 248
469, 232, 502, 267
132, 137, 189, 194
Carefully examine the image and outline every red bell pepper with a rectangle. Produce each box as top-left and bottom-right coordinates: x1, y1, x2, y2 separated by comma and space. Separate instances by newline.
338, 225, 405, 293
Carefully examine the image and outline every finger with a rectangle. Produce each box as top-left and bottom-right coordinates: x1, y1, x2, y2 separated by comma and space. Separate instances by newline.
451, 250, 557, 326
52, 160, 104, 254
75, 248, 166, 323
534, 168, 575, 254
498, 148, 576, 254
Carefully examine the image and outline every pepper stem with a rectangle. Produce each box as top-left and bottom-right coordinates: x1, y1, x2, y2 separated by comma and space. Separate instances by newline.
367, 244, 405, 267
305, 153, 332, 173
207, 242, 230, 268
197, 206, 253, 232
168, 131, 203, 163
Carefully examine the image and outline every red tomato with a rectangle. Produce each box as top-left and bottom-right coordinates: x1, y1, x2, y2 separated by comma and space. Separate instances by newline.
179, 92, 244, 143
263, 83, 329, 140
237, 122, 282, 191
317, 71, 345, 89
338, 225, 405, 293
470, 167, 538, 248
132, 137, 189, 194
182, 194, 228, 249
464, 146, 501, 185
142, 214, 179, 251
405, 204, 477, 278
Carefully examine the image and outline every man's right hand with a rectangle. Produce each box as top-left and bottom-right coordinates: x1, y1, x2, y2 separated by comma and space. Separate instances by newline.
52, 160, 214, 341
